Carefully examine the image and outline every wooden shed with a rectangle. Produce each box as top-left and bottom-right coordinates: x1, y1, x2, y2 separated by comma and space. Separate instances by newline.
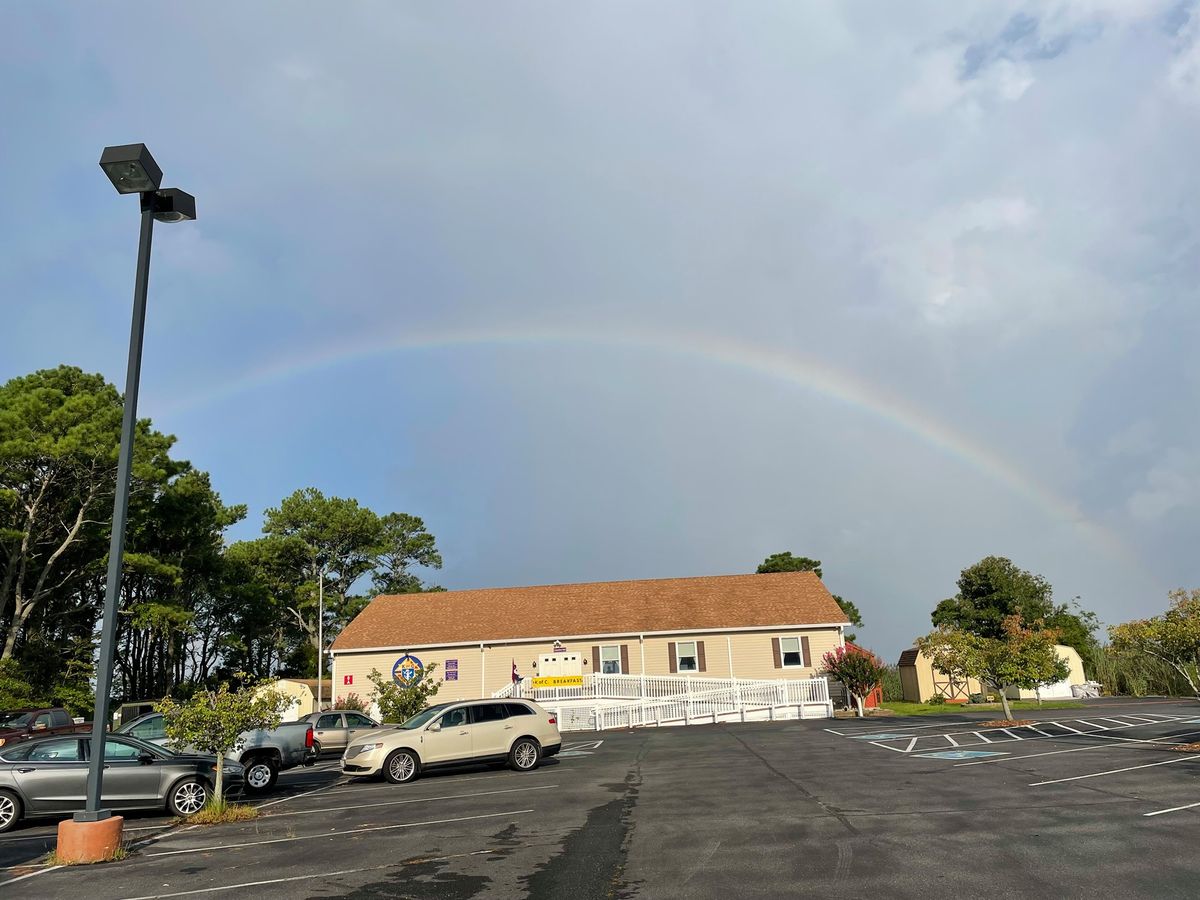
897, 647, 983, 703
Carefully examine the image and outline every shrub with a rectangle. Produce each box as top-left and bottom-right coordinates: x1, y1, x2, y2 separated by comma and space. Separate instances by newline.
334, 692, 368, 712
367, 663, 441, 723
822, 645, 887, 717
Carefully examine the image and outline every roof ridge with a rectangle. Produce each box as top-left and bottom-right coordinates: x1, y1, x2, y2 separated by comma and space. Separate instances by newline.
372, 569, 819, 600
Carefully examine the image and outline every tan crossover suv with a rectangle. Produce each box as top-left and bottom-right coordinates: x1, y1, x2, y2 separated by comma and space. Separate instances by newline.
341, 699, 562, 784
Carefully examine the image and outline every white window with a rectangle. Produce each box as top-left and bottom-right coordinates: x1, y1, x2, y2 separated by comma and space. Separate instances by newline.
780, 637, 805, 667
676, 641, 698, 672
600, 645, 622, 674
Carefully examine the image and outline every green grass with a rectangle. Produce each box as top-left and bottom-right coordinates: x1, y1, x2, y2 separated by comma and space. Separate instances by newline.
870, 700, 1085, 717
183, 797, 259, 826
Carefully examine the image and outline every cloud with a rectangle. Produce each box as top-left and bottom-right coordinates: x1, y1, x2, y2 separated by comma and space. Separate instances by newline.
1128, 448, 1200, 521
1, 1, 1198, 657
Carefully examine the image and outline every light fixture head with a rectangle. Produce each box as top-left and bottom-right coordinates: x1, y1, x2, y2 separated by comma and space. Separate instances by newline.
99, 144, 163, 194
146, 188, 196, 223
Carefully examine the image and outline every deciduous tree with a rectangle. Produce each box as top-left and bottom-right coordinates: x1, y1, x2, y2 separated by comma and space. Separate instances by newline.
156, 677, 291, 799
932, 556, 1098, 657
1110, 589, 1200, 698
918, 616, 1069, 720
821, 645, 886, 717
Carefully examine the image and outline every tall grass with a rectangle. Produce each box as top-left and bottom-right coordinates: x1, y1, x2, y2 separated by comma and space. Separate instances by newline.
880, 664, 904, 702
1087, 646, 1193, 697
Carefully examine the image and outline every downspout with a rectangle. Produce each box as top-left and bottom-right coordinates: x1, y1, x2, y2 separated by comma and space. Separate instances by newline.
480, 643, 486, 696
330, 652, 337, 714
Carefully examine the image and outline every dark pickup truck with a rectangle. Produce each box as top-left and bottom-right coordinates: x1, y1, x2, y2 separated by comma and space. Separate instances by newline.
0, 707, 90, 748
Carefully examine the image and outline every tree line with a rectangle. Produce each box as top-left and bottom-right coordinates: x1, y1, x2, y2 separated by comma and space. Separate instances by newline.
0, 365, 443, 713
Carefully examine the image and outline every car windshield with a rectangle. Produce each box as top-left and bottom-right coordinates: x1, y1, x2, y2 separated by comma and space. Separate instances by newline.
395, 704, 453, 730
0, 712, 34, 728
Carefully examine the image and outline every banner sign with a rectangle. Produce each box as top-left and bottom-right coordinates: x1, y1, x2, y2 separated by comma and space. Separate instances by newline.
531, 675, 584, 688
445, 659, 458, 681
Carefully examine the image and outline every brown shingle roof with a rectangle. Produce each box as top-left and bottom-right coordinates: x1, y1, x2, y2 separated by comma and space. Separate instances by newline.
332, 571, 848, 652
897, 649, 919, 668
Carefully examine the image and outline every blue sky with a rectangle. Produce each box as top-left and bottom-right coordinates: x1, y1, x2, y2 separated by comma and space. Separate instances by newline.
3, 2, 1199, 659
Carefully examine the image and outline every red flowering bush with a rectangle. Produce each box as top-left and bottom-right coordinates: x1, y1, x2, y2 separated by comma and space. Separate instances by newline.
822, 645, 886, 717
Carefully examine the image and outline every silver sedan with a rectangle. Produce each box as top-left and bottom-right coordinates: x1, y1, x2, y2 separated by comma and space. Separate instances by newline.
0, 733, 244, 833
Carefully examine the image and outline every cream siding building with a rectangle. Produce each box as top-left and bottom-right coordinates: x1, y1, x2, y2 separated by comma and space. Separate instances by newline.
330, 572, 849, 703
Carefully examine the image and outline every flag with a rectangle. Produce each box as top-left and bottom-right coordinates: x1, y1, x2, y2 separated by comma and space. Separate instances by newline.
512, 659, 519, 683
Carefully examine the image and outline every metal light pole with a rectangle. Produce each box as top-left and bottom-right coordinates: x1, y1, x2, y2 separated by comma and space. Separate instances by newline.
317, 568, 325, 713
78, 145, 195, 823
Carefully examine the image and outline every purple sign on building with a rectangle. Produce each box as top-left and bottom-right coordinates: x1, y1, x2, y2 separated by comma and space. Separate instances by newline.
445, 658, 458, 681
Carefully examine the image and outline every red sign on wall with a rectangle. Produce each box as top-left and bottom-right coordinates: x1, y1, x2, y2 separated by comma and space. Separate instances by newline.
343, 675, 353, 685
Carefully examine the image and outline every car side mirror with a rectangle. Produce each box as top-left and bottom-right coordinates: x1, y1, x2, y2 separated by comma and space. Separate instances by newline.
137, 752, 154, 765
427, 722, 441, 733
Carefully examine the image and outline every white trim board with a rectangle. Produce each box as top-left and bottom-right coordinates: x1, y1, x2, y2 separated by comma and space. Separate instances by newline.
331, 623, 849, 656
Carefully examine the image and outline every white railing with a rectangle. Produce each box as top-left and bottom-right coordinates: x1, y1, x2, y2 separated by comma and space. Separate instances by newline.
520, 674, 832, 731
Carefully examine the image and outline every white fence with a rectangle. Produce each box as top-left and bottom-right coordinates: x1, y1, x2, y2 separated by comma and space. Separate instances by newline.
494, 673, 833, 731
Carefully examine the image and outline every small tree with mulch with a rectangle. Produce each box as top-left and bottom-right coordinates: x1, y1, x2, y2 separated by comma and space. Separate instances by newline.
917, 615, 1069, 722
822, 645, 886, 717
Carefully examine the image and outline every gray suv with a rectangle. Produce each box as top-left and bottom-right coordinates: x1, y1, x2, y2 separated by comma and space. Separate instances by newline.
300, 710, 381, 756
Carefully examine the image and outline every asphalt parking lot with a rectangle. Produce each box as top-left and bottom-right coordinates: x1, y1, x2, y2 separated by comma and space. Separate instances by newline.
3, 697, 1199, 899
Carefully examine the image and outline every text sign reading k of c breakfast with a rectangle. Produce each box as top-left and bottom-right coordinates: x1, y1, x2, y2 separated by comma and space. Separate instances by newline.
531, 675, 584, 688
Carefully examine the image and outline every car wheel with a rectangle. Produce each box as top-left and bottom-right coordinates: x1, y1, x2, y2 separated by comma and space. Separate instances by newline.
168, 778, 209, 817
383, 749, 419, 784
509, 738, 541, 772
0, 789, 22, 833
311, 739, 323, 756
243, 756, 279, 794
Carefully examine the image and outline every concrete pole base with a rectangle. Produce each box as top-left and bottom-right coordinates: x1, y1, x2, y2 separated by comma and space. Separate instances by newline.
56, 815, 124, 863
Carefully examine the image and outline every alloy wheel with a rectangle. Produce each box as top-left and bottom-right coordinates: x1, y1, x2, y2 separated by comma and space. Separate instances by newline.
515, 741, 538, 769
0, 794, 15, 830
389, 752, 415, 781
174, 781, 207, 815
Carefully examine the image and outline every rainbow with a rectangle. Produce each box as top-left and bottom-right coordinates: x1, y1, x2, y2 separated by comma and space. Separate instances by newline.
162, 324, 1138, 567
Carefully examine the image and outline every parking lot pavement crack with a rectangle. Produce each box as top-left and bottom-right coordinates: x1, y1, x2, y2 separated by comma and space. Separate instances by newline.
723, 729, 859, 835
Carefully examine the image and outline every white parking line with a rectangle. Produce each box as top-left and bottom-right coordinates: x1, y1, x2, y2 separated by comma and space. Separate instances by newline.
974, 732, 992, 743
1052, 722, 1085, 734
261, 783, 556, 819
955, 728, 1200, 767
0, 865, 62, 889
256, 780, 346, 810
145, 809, 534, 857
121, 849, 497, 899
944, 734, 959, 747
1030, 754, 1200, 786
1144, 800, 1200, 818
1000, 729, 1024, 740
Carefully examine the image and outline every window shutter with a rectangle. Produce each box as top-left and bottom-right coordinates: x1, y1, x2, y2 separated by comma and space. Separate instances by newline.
697, 641, 707, 672
669, 642, 678, 674
592, 646, 601, 673
620, 644, 630, 675
801, 636, 812, 668
772, 637, 783, 669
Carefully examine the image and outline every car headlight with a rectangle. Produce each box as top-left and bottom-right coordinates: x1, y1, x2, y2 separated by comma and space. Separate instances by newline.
350, 742, 385, 755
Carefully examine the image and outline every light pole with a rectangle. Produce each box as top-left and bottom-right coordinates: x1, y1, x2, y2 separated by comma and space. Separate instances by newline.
77, 145, 195, 827
317, 566, 326, 712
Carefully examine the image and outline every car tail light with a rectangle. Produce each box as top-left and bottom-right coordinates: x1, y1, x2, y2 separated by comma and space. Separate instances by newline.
305, 726, 314, 748
547, 716, 557, 726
